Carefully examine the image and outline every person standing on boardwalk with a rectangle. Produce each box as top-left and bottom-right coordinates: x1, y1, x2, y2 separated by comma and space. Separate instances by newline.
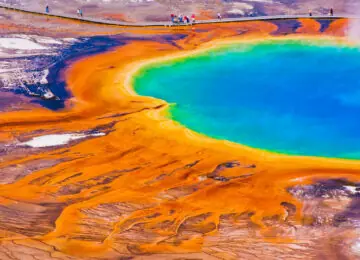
45, 5, 49, 13
217, 12, 222, 20
308, 9, 312, 17
191, 14, 196, 24
330, 8, 334, 16
184, 15, 189, 24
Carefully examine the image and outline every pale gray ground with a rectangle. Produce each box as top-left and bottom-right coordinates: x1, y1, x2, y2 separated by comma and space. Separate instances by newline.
0, 35, 77, 100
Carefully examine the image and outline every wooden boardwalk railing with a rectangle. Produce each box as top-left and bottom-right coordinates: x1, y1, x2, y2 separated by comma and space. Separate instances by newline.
0, 2, 354, 27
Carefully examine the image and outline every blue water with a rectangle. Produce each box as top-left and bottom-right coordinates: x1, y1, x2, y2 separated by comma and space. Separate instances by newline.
134, 39, 360, 159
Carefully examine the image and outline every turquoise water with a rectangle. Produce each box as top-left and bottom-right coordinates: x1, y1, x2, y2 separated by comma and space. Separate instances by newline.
134, 39, 360, 159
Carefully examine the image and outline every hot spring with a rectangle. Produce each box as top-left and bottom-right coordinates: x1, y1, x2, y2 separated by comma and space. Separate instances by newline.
134, 39, 360, 159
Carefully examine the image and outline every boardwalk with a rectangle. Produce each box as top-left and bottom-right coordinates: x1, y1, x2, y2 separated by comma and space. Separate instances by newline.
0, 2, 355, 27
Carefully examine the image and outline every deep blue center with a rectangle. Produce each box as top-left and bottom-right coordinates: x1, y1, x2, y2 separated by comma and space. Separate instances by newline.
134, 39, 360, 159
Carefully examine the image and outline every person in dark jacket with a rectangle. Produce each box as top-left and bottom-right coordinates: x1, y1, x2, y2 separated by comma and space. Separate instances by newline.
184, 15, 190, 24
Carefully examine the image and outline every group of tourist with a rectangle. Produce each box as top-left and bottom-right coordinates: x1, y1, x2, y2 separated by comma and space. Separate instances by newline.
170, 13, 223, 25
170, 14, 196, 25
